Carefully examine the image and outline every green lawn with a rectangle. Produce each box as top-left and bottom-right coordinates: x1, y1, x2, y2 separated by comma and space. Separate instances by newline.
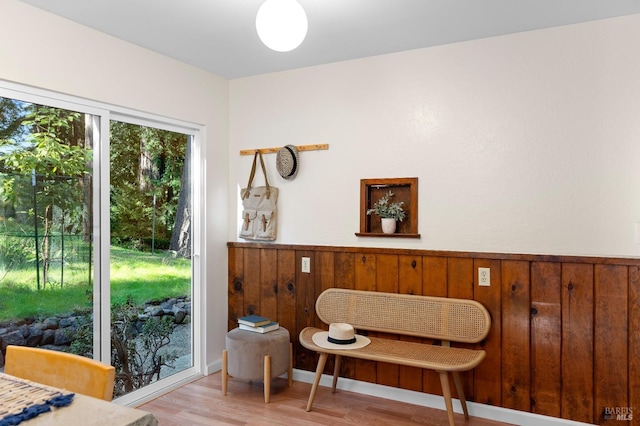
0, 246, 190, 323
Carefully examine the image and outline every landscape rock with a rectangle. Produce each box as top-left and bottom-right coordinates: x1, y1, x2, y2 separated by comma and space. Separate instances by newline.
1, 330, 26, 350
19, 324, 29, 338
0, 296, 191, 367
148, 306, 164, 317
161, 299, 177, 310
26, 327, 43, 346
172, 307, 186, 324
59, 317, 77, 328
53, 328, 73, 345
41, 329, 55, 345
43, 317, 59, 330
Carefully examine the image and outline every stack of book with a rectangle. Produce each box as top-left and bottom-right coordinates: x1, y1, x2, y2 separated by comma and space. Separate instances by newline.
237, 315, 280, 333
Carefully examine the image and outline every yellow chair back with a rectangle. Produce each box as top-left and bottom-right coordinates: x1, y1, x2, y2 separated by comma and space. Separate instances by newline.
5, 345, 116, 401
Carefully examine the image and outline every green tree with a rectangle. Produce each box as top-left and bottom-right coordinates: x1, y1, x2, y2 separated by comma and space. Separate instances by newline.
169, 140, 191, 258
109, 121, 187, 253
0, 98, 27, 222
0, 98, 25, 143
0, 101, 90, 287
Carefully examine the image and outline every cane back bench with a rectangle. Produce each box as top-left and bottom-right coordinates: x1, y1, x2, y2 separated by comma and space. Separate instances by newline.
299, 288, 491, 426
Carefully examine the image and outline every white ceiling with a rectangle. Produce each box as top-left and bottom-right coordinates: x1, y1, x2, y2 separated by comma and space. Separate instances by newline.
18, 0, 640, 79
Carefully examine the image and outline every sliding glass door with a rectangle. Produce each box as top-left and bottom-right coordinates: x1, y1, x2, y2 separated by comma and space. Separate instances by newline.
108, 119, 193, 397
0, 96, 99, 360
0, 85, 200, 402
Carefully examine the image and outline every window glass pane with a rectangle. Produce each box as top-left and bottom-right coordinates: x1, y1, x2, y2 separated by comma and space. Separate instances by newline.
0, 97, 95, 360
109, 120, 192, 398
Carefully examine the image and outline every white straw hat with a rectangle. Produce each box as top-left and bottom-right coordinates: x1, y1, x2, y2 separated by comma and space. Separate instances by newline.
311, 323, 371, 350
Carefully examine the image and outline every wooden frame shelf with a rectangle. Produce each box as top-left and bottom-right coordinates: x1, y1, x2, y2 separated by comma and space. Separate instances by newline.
354, 232, 420, 238
357, 177, 419, 238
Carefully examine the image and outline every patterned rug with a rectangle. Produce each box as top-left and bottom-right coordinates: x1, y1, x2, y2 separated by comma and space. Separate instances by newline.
0, 373, 74, 426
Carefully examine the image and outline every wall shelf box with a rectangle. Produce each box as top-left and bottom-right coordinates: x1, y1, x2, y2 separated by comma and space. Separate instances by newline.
356, 177, 419, 238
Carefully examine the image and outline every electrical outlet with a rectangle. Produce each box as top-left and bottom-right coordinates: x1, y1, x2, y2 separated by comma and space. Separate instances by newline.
478, 267, 490, 287
302, 257, 311, 273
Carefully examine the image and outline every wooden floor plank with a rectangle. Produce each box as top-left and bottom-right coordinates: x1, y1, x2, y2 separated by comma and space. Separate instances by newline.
139, 373, 514, 425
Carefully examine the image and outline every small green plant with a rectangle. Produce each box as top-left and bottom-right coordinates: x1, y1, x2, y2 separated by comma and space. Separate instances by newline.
367, 190, 406, 221
71, 295, 178, 397
110, 296, 177, 396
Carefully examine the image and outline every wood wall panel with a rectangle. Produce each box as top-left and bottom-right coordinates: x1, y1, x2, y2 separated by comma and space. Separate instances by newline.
228, 243, 640, 425
530, 261, 562, 418
295, 250, 316, 371
472, 258, 502, 406
446, 257, 474, 399
333, 252, 356, 379
314, 251, 336, 376
630, 266, 640, 424
242, 248, 261, 316
276, 250, 296, 341
594, 265, 628, 424
376, 255, 400, 388
354, 253, 377, 383
422, 256, 448, 395
447, 258, 474, 299
561, 263, 594, 423
334, 252, 355, 290
356, 253, 377, 292
260, 249, 278, 322
399, 255, 422, 296
315, 251, 335, 297
399, 255, 424, 392
423, 256, 447, 297
227, 247, 244, 331
500, 260, 531, 412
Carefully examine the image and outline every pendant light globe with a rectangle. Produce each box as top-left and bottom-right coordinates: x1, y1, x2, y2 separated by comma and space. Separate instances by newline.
256, 0, 308, 52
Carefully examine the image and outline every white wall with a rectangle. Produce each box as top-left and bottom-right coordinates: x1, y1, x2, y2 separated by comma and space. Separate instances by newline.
0, 0, 229, 370
229, 14, 640, 258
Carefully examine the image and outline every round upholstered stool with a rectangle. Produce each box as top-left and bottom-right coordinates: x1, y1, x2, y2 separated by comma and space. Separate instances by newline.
222, 327, 292, 403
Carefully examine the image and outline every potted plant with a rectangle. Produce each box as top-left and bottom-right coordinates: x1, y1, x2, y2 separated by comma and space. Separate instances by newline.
367, 190, 406, 234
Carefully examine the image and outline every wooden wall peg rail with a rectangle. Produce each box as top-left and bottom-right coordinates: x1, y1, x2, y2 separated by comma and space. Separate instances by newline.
239, 144, 329, 156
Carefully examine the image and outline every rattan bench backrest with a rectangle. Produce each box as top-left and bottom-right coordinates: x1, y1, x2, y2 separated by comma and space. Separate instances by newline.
315, 289, 491, 343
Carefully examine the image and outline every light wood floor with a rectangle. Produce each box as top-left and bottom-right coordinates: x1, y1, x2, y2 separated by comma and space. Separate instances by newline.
139, 373, 514, 425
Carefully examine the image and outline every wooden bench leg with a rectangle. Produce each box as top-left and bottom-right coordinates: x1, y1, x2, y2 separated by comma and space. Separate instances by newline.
331, 355, 341, 393
452, 372, 469, 419
264, 355, 271, 403
222, 349, 228, 396
438, 371, 456, 426
305, 352, 328, 412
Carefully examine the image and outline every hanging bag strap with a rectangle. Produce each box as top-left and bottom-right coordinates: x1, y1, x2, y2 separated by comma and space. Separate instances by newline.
243, 151, 259, 199
243, 150, 272, 199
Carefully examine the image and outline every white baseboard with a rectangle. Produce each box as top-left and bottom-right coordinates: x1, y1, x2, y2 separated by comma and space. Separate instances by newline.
207, 359, 222, 375
291, 369, 594, 426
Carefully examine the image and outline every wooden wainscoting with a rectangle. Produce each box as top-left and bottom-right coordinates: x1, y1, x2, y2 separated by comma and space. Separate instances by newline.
227, 243, 640, 425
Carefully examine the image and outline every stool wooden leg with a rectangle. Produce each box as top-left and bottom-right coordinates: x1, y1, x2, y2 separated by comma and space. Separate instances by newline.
222, 349, 228, 396
264, 355, 271, 403
305, 352, 328, 412
332, 355, 341, 393
288, 343, 293, 387
452, 372, 469, 419
439, 371, 455, 426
